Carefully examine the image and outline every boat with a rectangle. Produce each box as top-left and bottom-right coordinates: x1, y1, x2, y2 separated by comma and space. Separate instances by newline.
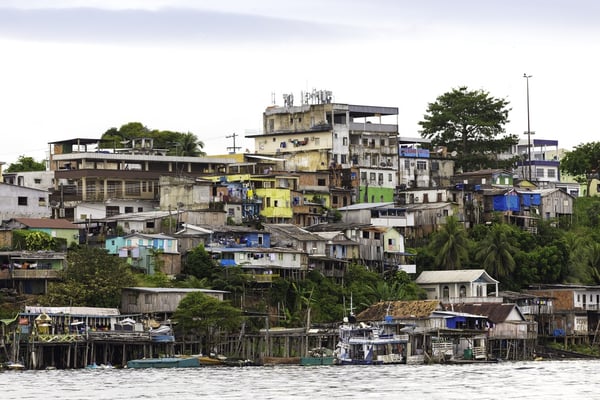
300, 348, 335, 366
3, 361, 26, 371
258, 356, 301, 366
334, 316, 408, 365
126, 354, 230, 369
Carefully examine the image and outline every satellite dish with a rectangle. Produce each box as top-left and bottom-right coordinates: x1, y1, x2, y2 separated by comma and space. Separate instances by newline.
450, 151, 457, 157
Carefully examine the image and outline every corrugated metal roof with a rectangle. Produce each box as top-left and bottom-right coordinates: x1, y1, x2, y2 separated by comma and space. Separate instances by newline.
25, 306, 120, 316
415, 269, 499, 284
124, 287, 228, 294
336, 202, 394, 211
448, 303, 524, 323
15, 218, 79, 230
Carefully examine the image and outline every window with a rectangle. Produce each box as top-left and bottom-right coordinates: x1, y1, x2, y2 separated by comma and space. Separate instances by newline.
126, 181, 140, 196
18, 197, 28, 206
34, 178, 42, 184
343, 137, 348, 146
128, 294, 137, 305
145, 294, 152, 305
318, 178, 326, 186
341, 154, 347, 164
380, 139, 386, 146
547, 169, 556, 178
138, 207, 143, 212
459, 285, 467, 298
388, 173, 393, 182
416, 160, 427, 170
370, 172, 376, 181
361, 172, 367, 182
374, 232, 381, 240
125, 206, 134, 213
228, 208, 235, 216
404, 160, 410, 169
266, 198, 271, 207
388, 238, 395, 246
362, 231, 369, 239
536, 168, 544, 178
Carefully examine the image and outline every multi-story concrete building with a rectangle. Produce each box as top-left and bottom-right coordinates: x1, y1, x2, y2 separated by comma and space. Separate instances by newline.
47, 137, 238, 222
248, 91, 399, 204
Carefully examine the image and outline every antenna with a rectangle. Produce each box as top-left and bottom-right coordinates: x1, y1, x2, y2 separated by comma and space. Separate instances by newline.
226, 133, 242, 154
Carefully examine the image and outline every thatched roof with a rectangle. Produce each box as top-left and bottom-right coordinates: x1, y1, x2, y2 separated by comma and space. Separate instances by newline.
355, 300, 443, 322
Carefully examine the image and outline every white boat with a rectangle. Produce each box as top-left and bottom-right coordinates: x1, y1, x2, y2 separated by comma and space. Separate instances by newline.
335, 316, 408, 365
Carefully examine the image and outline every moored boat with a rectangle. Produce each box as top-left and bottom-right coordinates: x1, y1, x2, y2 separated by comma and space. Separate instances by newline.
300, 347, 335, 366
126, 354, 226, 369
335, 316, 408, 365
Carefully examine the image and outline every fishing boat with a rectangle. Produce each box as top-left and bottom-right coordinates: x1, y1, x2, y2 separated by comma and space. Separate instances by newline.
126, 354, 226, 369
334, 316, 408, 365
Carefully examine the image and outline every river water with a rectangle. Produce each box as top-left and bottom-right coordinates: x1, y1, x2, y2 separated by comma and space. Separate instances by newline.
2, 359, 598, 400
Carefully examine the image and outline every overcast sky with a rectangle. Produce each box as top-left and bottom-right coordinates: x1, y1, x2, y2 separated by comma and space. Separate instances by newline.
1, 0, 599, 166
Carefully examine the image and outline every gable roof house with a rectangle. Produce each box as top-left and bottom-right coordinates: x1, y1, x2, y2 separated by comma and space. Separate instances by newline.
449, 303, 534, 340
8, 218, 80, 249
121, 287, 228, 318
415, 269, 500, 304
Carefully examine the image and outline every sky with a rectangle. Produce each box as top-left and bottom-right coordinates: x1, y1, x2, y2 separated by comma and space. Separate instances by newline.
1, 0, 599, 167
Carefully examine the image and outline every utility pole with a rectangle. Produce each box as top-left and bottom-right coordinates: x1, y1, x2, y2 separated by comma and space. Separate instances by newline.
226, 133, 241, 154
524, 73, 533, 181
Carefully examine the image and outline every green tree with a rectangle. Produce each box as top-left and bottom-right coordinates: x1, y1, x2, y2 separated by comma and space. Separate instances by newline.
6, 155, 46, 172
475, 223, 518, 280
40, 246, 136, 307
560, 142, 600, 197
419, 86, 517, 172
174, 291, 243, 353
171, 132, 206, 157
428, 216, 470, 270
183, 244, 220, 280
99, 122, 206, 157
13, 230, 57, 251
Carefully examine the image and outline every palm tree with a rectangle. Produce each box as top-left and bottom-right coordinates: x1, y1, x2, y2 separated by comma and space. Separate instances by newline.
176, 132, 206, 157
475, 223, 518, 280
429, 216, 470, 270
586, 243, 600, 284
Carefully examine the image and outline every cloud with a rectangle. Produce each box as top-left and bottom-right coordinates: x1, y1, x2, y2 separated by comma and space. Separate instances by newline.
0, 7, 366, 46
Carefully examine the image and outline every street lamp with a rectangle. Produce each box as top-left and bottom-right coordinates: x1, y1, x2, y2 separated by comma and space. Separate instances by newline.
523, 73, 533, 181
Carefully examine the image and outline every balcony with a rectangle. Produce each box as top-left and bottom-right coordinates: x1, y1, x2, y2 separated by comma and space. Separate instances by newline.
242, 273, 280, 283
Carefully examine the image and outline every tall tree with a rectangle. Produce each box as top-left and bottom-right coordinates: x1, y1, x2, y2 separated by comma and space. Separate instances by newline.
475, 223, 518, 280
40, 246, 137, 308
174, 291, 243, 353
560, 141, 600, 197
428, 216, 470, 270
419, 86, 517, 172
6, 155, 46, 172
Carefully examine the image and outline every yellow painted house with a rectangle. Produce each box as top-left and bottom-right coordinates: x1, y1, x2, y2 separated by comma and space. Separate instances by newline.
256, 186, 293, 223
